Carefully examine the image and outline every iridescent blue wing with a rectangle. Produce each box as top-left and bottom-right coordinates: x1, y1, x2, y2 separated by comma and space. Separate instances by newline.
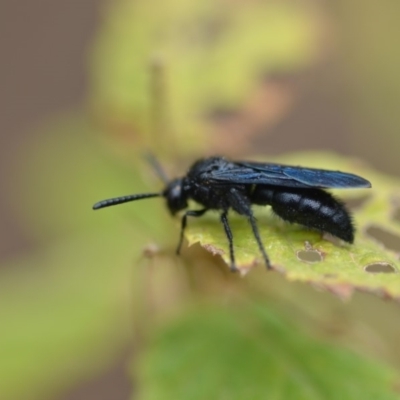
206, 161, 371, 189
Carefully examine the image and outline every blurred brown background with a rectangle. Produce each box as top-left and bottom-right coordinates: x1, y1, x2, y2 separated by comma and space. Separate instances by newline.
0, 1, 98, 259
1, 1, 130, 399
3, 1, 400, 399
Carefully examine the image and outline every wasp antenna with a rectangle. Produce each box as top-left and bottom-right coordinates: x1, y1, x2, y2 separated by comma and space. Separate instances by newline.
145, 153, 169, 184
92, 193, 161, 210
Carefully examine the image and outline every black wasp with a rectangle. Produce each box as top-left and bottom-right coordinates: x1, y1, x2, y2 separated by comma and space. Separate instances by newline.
93, 157, 371, 271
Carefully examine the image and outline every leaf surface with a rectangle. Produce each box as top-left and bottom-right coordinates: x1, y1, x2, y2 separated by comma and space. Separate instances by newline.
186, 152, 400, 299
136, 302, 398, 400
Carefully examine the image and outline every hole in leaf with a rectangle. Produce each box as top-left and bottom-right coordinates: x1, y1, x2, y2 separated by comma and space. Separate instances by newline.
297, 249, 322, 263
364, 262, 396, 274
365, 225, 400, 252
344, 194, 371, 210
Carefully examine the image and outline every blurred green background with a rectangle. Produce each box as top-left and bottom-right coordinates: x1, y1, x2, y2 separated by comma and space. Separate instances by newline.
2, 1, 400, 399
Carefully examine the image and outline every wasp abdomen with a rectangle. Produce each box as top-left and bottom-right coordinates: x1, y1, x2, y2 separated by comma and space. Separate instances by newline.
251, 186, 354, 243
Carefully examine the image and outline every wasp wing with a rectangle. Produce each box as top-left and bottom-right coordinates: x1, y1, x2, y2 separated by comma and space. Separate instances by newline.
206, 161, 371, 189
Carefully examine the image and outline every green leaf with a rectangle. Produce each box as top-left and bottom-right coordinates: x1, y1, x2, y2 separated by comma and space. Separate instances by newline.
186, 152, 400, 300
0, 228, 141, 400
136, 301, 398, 400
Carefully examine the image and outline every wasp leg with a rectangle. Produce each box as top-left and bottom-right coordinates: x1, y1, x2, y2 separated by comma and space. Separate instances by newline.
229, 188, 271, 270
247, 213, 271, 269
220, 211, 238, 272
176, 209, 208, 255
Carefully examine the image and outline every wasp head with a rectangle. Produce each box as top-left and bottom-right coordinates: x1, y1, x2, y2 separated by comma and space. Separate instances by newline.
163, 178, 188, 215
